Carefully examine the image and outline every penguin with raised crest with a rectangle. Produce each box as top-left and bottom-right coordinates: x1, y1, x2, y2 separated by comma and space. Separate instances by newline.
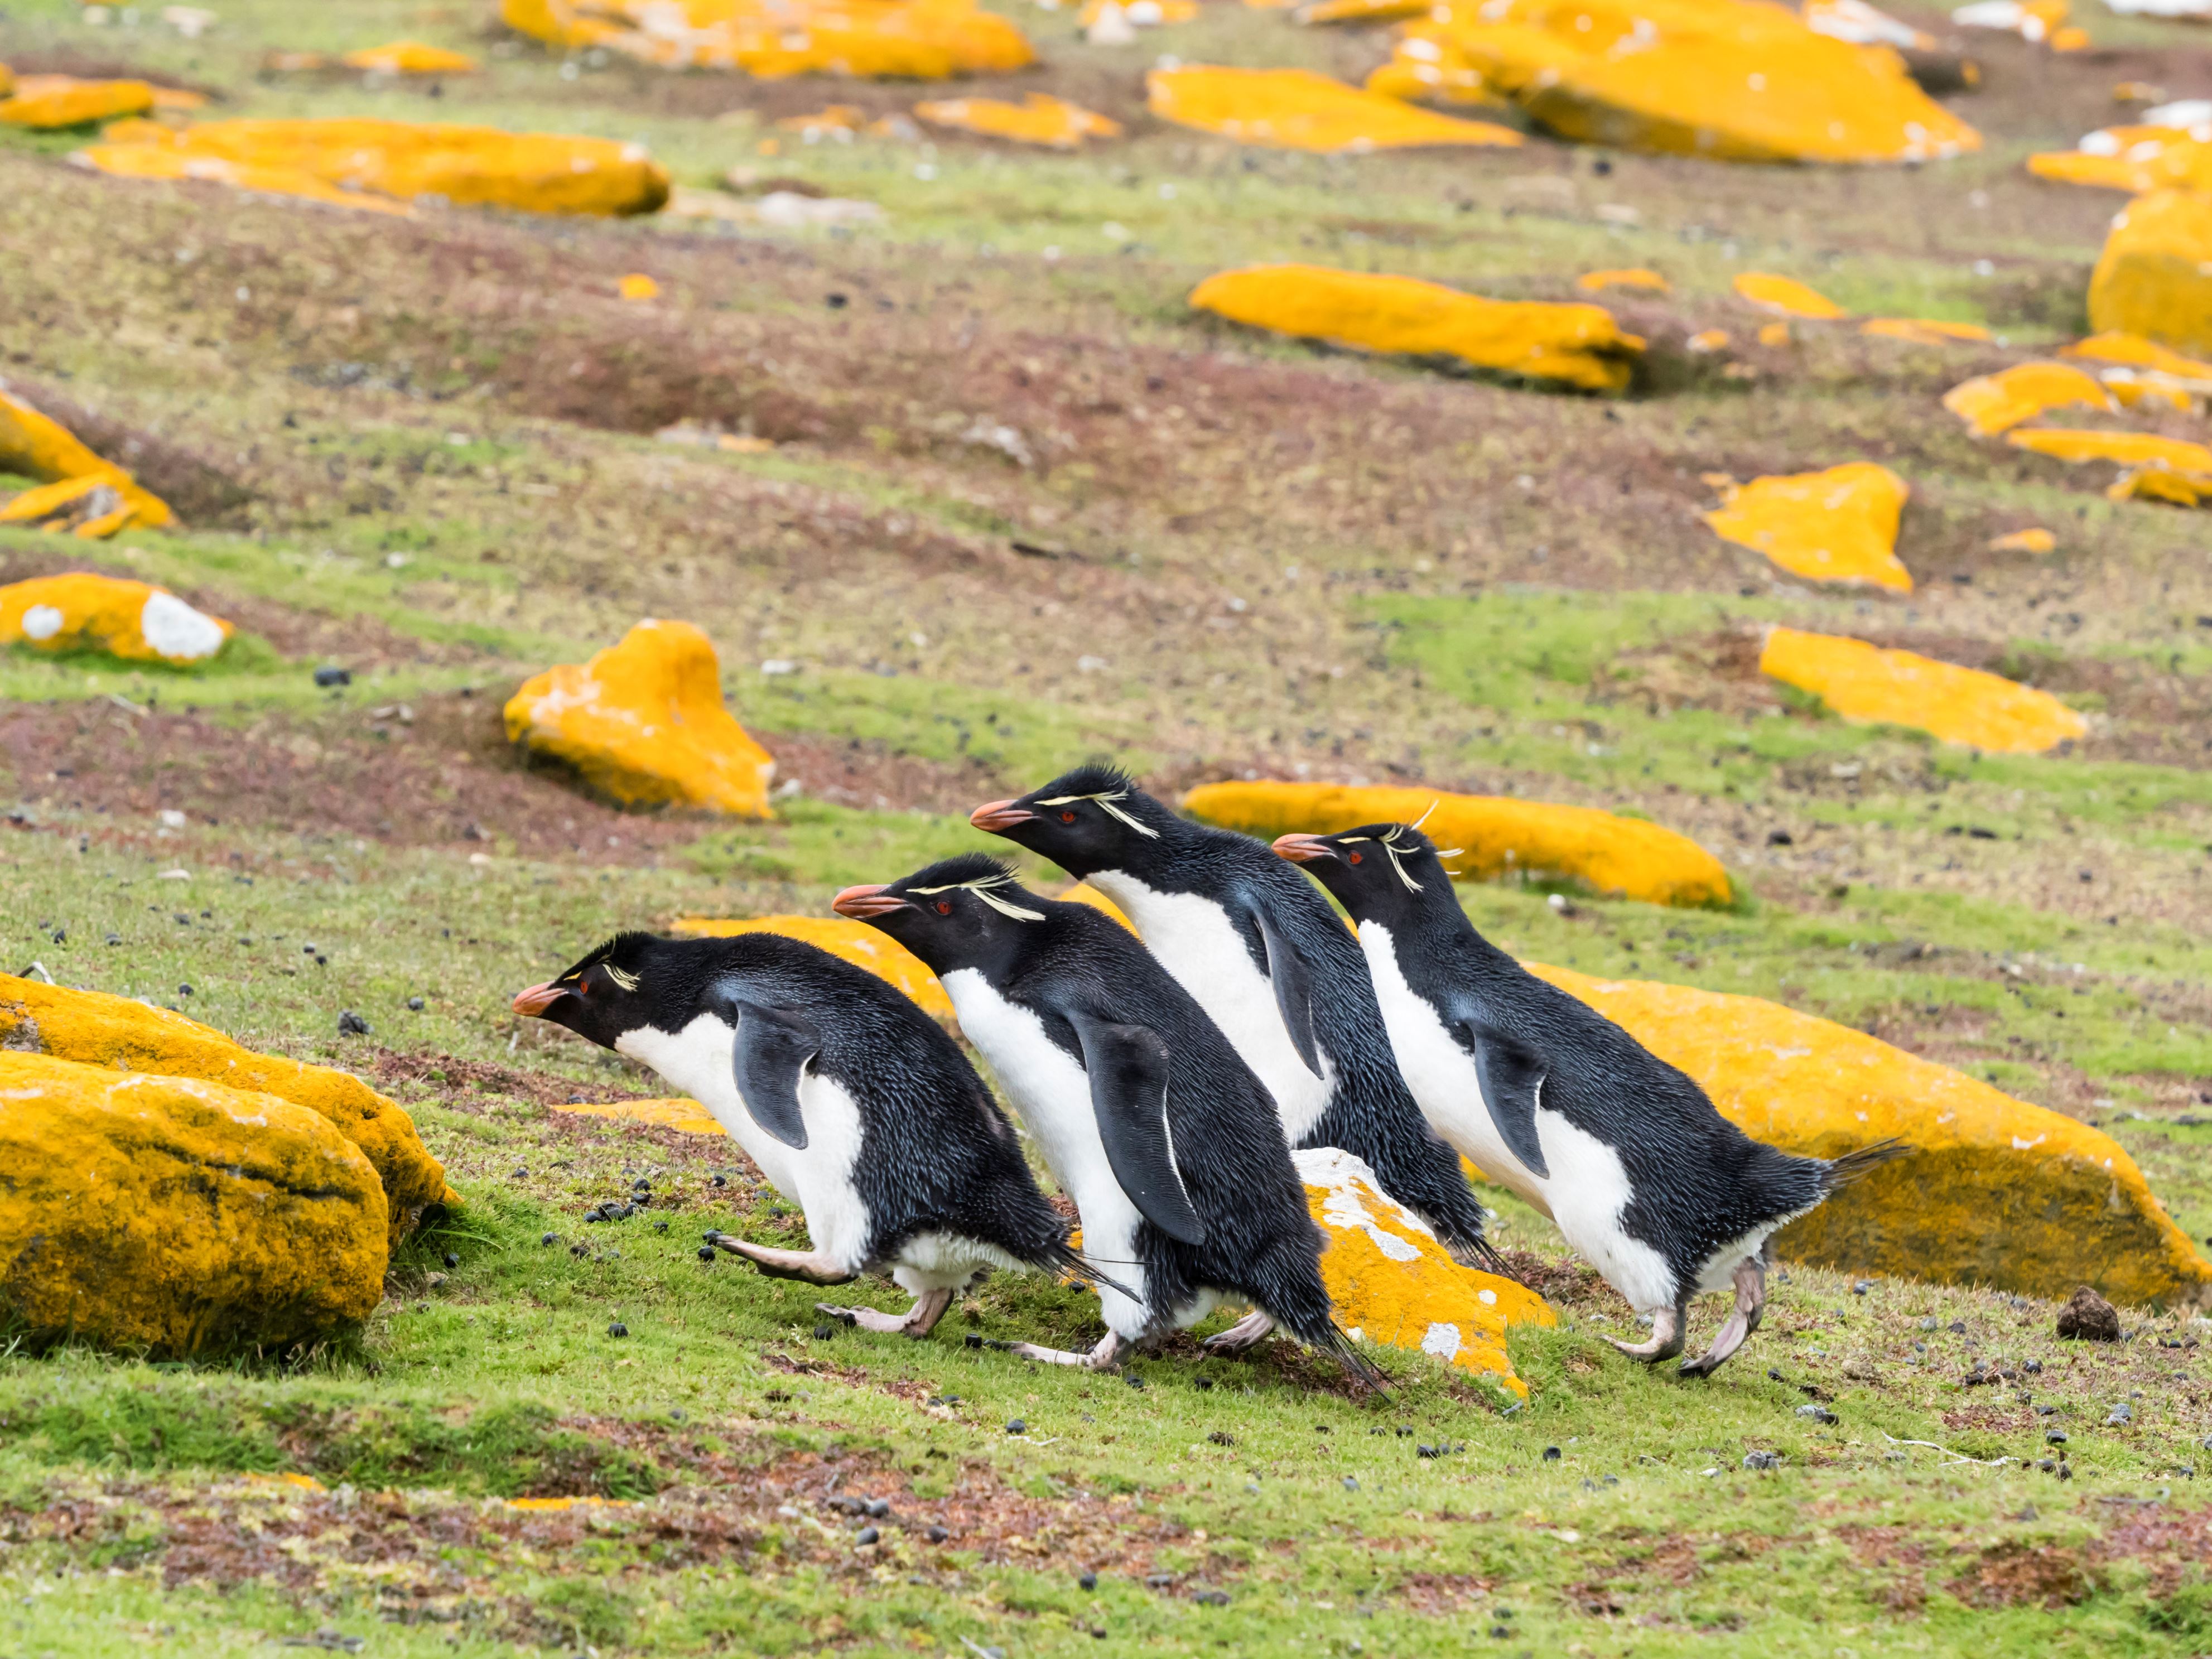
1273, 819, 1905, 1374
513, 929, 1087, 1338
832, 855, 1368, 1377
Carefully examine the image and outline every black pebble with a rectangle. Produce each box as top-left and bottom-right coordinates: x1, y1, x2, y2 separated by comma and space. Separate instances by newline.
1490, 1626, 1512, 1640
709, 1174, 727, 1188
514, 1166, 529, 1179
2047, 1430, 2068, 1444
541, 1232, 559, 1247
1125, 1373, 1145, 1390
1078, 1571, 1097, 1590
1006, 1419, 1027, 1434
1541, 1446, 1562, 1462
654, 1219, 668, 1234
826, 292, 849, 308
177, 983, 193, 996
313, 666, 351, 687
865, 1498, 890, 1518
407, 996, 425, 1011
814, 1322, 835, 1340
608, 1322, 628, 1338
965, 1333, 982, 1349
336, 1009, 370, 1036
105, 933, 121, 946
698, 1247, 716, 1262
1194, 1590, 1229, 1607
856, 1525, 879, 1546
1417, 1444, 1440, 1459
1592, 157, 1612, 176
927, 1526, 949, 1544
1194, 1376, 1213, 1391
442, 1252, 459, 1270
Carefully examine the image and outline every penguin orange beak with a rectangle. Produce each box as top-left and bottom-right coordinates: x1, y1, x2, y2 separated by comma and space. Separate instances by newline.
512, 981, 566, 1016
831, 884, 910, 920
969, 799, 1036, 833
1272, 833, 1338, 865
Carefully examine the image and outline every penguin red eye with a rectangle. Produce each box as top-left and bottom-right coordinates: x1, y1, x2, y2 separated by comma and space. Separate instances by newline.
1348, 851, 1363, 865
1060, 811, 1076, 823
936, 900, 952, 915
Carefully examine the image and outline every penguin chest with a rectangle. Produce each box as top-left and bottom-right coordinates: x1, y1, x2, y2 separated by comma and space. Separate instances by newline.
1086, 871, 1333, 1141
614, 1014, 871, 1267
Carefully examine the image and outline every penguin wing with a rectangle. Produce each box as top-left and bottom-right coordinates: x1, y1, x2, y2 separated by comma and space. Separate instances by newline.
722, 997, 822, 1150
1453, 1017, 1551, 1180
1068, 1012, 1208, 1246
1247, 901, 1324, 1081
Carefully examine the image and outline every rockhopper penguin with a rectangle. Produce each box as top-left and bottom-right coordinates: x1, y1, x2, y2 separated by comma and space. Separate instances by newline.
513, 930, 1088, 1338
1275, 820, 1905, 1376
970, 765, 1500, 1334
832, 855, 1368, 1378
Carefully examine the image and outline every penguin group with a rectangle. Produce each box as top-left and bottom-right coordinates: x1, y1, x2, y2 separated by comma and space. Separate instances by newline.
517, 768, 1900, 1381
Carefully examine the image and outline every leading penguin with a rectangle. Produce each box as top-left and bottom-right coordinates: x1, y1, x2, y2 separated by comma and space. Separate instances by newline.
513, 929, 1088, 1338
1274, 819, 1905, 1375
832, 855, 1369, 1379
969, 767, 1499, 1284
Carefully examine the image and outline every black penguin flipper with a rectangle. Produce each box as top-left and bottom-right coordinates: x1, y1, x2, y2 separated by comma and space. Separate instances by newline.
719, 995, 821, 1150
1457, 1018, 1551, 1180
1248, 901, 1323, 1081
1068, 1013, 1208, 1246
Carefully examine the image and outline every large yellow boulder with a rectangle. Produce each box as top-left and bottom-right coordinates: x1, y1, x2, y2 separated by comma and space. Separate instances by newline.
669, 914, 951, 1017
503, 0, 1036, 78
0, 1053, 390, 1354
1295, 1147, 1549, 1395
1703, 462, 1912, 592
2088, 190, 2212, 356
506, 620, 776, 817
1941, 362, 2114, 436
77, 118, 671, 217
0, 387, 172, 538
1184, 780, 1731, 907
1759, 626, 2086, 753
1146, 65, 1524, 152
0, 573, 231, 667
1526, 964, 2212, 1309
0, 975, 453, 1245
913, 94, 1120, 148
0, 75, 157, 128
1189, 265, 1643, 393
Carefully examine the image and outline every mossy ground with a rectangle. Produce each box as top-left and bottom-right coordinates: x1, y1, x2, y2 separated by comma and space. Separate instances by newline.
2, 0, 2210, 1651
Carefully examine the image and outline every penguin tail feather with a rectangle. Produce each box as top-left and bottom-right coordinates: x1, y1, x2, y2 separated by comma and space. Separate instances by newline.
1821, 1138, 1911, 1192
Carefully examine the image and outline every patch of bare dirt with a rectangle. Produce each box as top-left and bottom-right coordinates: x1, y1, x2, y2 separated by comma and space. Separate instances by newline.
1945, 1539, 2100, 1609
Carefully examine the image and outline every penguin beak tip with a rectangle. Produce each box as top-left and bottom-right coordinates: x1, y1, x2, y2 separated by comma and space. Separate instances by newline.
1273, 833, 1337, 865
969, 799, 1035, 833
512, 982, 564, 1017
831, 884, 909, 920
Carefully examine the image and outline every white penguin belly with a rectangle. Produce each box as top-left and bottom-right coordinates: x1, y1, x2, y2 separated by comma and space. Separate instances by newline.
1357, 923, 1676, 1313
940, 970, 1154, 1338
616, 1014, 871, 1271
1086, 870, 1334, 1143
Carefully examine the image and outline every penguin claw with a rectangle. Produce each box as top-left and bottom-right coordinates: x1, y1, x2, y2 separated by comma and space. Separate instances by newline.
1201, 1311, 1276, 1354
1604, 1305, 1685, 1363
1680, 1258, 1765, 1377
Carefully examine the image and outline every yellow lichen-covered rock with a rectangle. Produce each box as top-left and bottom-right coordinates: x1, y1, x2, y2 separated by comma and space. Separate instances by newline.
1575, 267, 1670, 293
502, 0, 1036, 78
2062, 330, 2212, 387
1703, 462, 1912, 592
1758, 626, 2087, 753
0, 387, 173, 537
505, 620, 775, 816
0, 974, 454, 1244
1146, 65, 1524, 152
0, 75, 156, 128
0, 61, 13, 99
77, 118, 671, 217
1988, 527, 2055, 553
1299, 0, 1433, 23
1189, 264, 1643, 393
1801, 0, 1934, 49
1296, 1147, 1549, 1395
1184, 780, 1731, 907
1524, 964, 2212, 1309
2088, 190, 2212, 355
0, 1053, 391, 1354
669, 914, 951, 1017
0, 574, 230, 666
1940, 362, 2114, 436
553, 1097, 726, 1135
913, 93, 1121, 147
1733, 272, 1846, 319
1859, 317, 1991, 345
341, 40, 481, 73
2028, 126, 2212, 194
2004, 426, 2212, 508
1379, 0, 1976, 164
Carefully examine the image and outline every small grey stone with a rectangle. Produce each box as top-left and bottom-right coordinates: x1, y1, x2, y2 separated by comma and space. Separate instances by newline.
1742, 1450, 1782, 1470
1796, 1405, 1839, 1425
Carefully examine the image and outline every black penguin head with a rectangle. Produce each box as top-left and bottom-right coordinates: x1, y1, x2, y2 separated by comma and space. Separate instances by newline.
1274, 821, 1459, 925
831, 853, 1048, 978
513, 930, 678, 1050
968, 764, 1178, 879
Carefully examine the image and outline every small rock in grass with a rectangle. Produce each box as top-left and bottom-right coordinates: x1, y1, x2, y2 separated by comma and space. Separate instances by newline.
929, 1526, 950, 1544
865, 1498, 890, 1518
855, 1525, 879, 1546
336, 1010, 370, 1036
813, 1322, 835, 1340
608, 1321, 628, 1338
1006, 1419, 1027, 1434
2108, 1402, 2133, 1425
1796, 1405, 1839, 1424
1146, 1573, 1175, 1589
697, 1246, 716, 1262
2056, 1286, 2121, 1342
1852, 1279, 1875, 1295
1078, 1570, 1097, 1590
1743, 1450, 1782, 1470
314, 666, 351, 688
1194, 1590, 1230, 1606
1542, 1446, 1562, 1462
2047, 1430, 2069, 1444
1342, 1476, 1358, 1491
406, 996, 425, 1011
541, 1232, 558, 1247
442, 1251, 458, 1270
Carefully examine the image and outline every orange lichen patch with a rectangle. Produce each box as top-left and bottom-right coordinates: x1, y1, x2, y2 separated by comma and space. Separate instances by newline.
1759, 626, 2086, 753
1703, 462, 1912, 591
1386, 0, 1977, 163
1078, 0, 1199, 23
1189, 264, 1642, 392
1687, 327, 1731, 353
0, 75, 156, 128
77, 118, 671, 216
0, 61, 12, 98
670, 914, 952, 1017
618, 272, 660, 300
1145, 65, 1524, 152
1989, 527, 2056, 552
1295, 1147, 1547, 1395
1941, 361, 2114, 436
0, 1053, 391, 1355
553, 1097, 726, 1135
1757, 321, 1792, 347
148, 86, 209, 110
2028, 126, 2212, 194
1802, 0, 1935, 50
0, 573, 229, 665
913, 93, 1121, 147
501, 0, 1036, 79
2089, 190, 2212, 355
1575, 267, 1669, 293
1525, 964, 2212, 1308
2050, 22, 2088, 47
505, 620, 776, 817
1733, 271, 1846, 319
775, 103, 869, 133
2110, 466, 2211, 505
2006, 426, 2212, 476
1298, 0, 1432, 22
0, 388, 172, 537
1184, 780, 1731, 907
0, 973, 455, 1243
340, 40, 481, 73
1057, 882, 1136, 930
503, 1495, 634, 1510
1861, 317, 1992, 345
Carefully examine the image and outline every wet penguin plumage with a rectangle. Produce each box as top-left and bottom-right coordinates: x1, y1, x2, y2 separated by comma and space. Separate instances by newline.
833, 854, 1365, 1376
1276, 821, 1904, 1375
513, 930, 1086, 1338
970, 766, 1499, 1270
